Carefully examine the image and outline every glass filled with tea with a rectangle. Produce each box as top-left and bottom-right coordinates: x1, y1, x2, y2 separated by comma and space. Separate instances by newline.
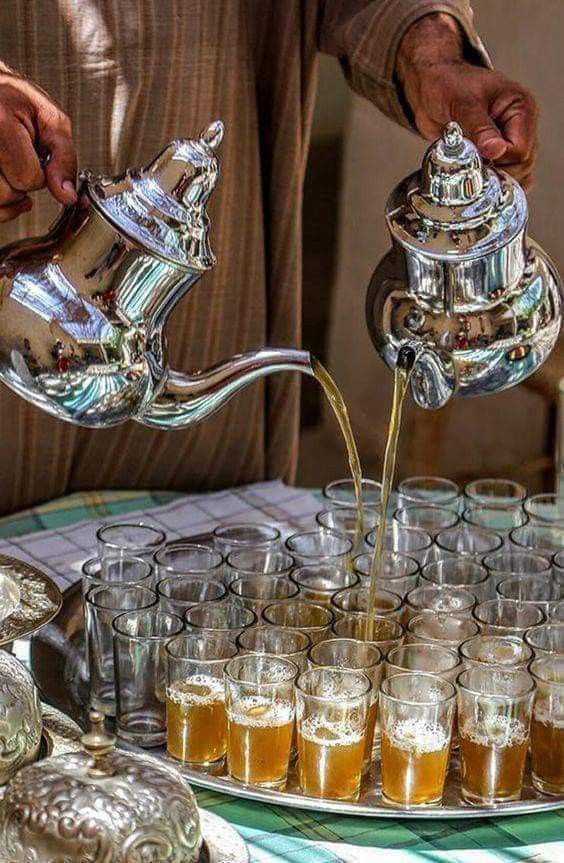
262, 598, 334, 644
457, 666, 534, 805
529, 655, 564, 795
379, 672, 455, 806
290, 564, 359, 606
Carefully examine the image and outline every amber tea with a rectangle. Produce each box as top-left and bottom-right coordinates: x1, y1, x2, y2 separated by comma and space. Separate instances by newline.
297, 717, 365, 800
381, 719, 451, 806
227, 696, 294, 788
166, 674, 227, 765
459, 716, 529, 804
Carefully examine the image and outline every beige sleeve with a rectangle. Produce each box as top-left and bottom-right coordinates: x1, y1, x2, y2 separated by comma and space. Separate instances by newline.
317, 0, 492, 128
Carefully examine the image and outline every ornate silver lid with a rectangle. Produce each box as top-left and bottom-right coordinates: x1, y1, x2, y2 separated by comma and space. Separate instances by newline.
0, 652, 42, 787
86, 121, 224, 271
0, 712, 202, 862
386, 121, 528, 260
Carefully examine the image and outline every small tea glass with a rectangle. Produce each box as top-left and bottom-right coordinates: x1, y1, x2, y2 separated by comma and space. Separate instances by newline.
380, 672, 456, 806
331, 585, 403, 620
165, 632, 236, 767
459, 635, 533, 670
85, 584, 157, 716
385, 643, 461, 684
353, 551, 419, 598
405, 584, 476, 619
213, 523, 281, 560
406, 612, 479, 651
421, 558, 490, 602
457, 666, 534, 805
113, 608, 184, 746
496, 574, 560, 618
462, 505, 528, 537
289, 564, 358, 606
316, 506, 380, 553
435, 525, 503, 560
224, 549, 295, 586
554, 550, 564, 589
308, 638, 383, 770
366, 524, 433, 565
398, 476, 461, 509
295, 666, 371, 801
323, 478, 382, 507
464, 478, 527, 508
184, 601, 256, 642
81, 555, 153, 596
529, 655, 564, 795
285, 529, 352, 570
236, 626, 311, 672
332, 614, 404, 658
473, 598, 545, 638
228, 575, 298, 616
524, 493, 564, 527
154, 543, 223, 580
262, 599, 334, 644
509, 524, 564, 557
96, 522, 166, 571
157, 575, 226, 616
224, 654, 297, 789
524, 622, 564, 657
393, 504, 459, 536
482, 549, 551, 593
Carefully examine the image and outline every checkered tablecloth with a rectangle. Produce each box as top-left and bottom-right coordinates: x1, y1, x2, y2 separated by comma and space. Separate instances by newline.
0, 484, 562, 863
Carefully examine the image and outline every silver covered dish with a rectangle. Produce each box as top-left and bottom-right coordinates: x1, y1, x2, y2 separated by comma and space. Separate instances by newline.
0, 652, 42, 786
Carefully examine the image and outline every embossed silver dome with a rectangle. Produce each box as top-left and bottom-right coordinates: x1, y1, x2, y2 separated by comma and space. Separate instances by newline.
0, 652, 42, 786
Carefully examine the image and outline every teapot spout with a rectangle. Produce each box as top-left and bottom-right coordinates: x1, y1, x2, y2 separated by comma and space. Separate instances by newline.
136, 348, 314, 429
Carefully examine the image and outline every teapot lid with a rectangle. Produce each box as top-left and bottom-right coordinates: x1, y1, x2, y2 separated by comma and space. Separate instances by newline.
386, 122, 527, 261
86, 121, 224, 271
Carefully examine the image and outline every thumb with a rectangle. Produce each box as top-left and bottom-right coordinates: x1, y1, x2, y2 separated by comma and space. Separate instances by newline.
37, 114, 78, 205
454, 103, 508, 161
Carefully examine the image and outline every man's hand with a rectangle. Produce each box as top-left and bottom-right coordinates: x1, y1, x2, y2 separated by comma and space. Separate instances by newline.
0, 70, 77, 222
397, 14, 538, 189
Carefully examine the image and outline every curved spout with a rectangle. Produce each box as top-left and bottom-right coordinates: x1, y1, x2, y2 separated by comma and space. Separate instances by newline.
136, 348, 314, 429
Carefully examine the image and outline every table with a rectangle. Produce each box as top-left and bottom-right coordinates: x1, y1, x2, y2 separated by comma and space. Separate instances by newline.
1, 488, 562, 863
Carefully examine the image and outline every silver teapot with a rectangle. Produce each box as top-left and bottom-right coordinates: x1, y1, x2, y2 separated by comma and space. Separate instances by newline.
366, 122, 562, 409
0, 121, 312, 429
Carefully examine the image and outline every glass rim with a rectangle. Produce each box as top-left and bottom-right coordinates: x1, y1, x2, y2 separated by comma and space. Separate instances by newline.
509, 523, 564, 551
307, 637, 382, 671
112, 608, 183, 639
295, 665, 372, 701
529, 654, 564, 686
407, 611, 480, 642
224, 653, 298, 686
435, 524, 504, 554
459, 634, 533, 666
290, 564, 359, 593
154, 542, 223, 573
331, 586, 403, 616
406, 583, 476, 613
553, 549, 564, 567
496, 573, 558, 603
398, 475, 460, 503
228, 574, 299, 600
284, 528, 353, 559
262, 599, 334, 629
456, 666, 535, 699
235, 624, 312, 655
464, 477, 527, 504
332, 613, 404, 642
524, 492, 564, 518
365, 524, 433, 551
85, 584, 157, 610
385, 642, 461, 674
165, 631, 238, 662
156, 574, 226, 600
225, 548, 295, 575
472, 598, 546, 628
82, 554, 152, 577
353, 551, 420, 580
96, 521, 166, 549
184, 602, 257, 631
482, 549, 552, 573
421, 558, 488, 585
323, 477, 382, 503
381, 671, 456, 705
212, 522, 281, 545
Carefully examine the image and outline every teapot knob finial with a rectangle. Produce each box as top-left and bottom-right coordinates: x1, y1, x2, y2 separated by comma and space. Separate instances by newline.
200, 120, 224, 151
442, 121, 464, 155
81, 710, 117, 777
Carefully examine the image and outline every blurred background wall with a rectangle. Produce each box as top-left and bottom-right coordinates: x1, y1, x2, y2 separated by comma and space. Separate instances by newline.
297, 0, 564, 493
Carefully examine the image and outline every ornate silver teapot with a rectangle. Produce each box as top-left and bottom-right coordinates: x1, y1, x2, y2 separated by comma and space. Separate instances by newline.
366, 122, 562, 408
0, 121, 312, 428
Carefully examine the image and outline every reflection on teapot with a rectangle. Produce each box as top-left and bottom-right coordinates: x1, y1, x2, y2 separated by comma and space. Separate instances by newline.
366, 122, 562, 409
0, 121, 313, 429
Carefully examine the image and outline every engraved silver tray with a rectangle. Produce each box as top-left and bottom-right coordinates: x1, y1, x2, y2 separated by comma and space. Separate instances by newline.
0, 555, 62, 646
31, 582, 564, 820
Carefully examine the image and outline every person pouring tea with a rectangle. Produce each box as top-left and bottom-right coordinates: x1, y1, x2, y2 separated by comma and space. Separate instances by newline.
0, 2, 537, 515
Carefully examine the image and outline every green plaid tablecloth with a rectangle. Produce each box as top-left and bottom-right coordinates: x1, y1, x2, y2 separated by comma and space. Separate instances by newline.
1, 489, 562, 863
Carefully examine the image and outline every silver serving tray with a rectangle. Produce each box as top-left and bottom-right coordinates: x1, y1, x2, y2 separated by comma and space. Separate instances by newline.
31, 582, 564, 820
0, 555, 62, 646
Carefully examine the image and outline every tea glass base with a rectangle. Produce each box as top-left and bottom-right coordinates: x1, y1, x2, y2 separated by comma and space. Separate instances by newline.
381, 792, 442, 808
89, 693, 116, 717
229, 773, 289, 791
531, 774, 564, 796
117, 713, 166, 748
168, 750, 226, 775
461, 788, 522, 806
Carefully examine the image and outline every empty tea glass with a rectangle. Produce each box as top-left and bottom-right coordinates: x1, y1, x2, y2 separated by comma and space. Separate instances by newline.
157, 575, 226, 616
316, 506, 380, 553
113, 608, 184, 746
225, 654, 297, 789
457, 666, 534, 805
85, 584, 157, 716
154, 543, 223, 580
165, 632, 236, 767
552, 602, 564, 623
97, 522, 166, 571
496, 574, 561, 618
308, 638, 383, 770
473, 598, 545, 638
380, 672, 456, 806
524, 493, 564, 527
385, 643, 461, 683
406, 613, 479, 651
185, 601, 256, 642
482, 549, 551, 593
224, 549, 295, 586
366, 524, 433, 565
464, 478, 527, 508
213, 523, 281, 560
331, 585, 403, 620
262, 599, 334, 644
421, 558, 490, 602
353, 551, 419, 598
332, 614, 404, 658
398, 476, 461, 509
82, 555, 153, 596
295, 666, 371, 800
459, 635, 533, 670
393, 504, 459, 536
435, 524, 503, 561
554, 550, 564, 589
529, 655, 564, 795
462, 504, 528, 537
285, 529, 352, 570
323, 478, 382, 507
524, 622, 564, 656
289, 564, 358, 606
236, 626, 311, 672
228, 575, 298, 616
509, 524, 564, 557
405, 584, 476, 619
